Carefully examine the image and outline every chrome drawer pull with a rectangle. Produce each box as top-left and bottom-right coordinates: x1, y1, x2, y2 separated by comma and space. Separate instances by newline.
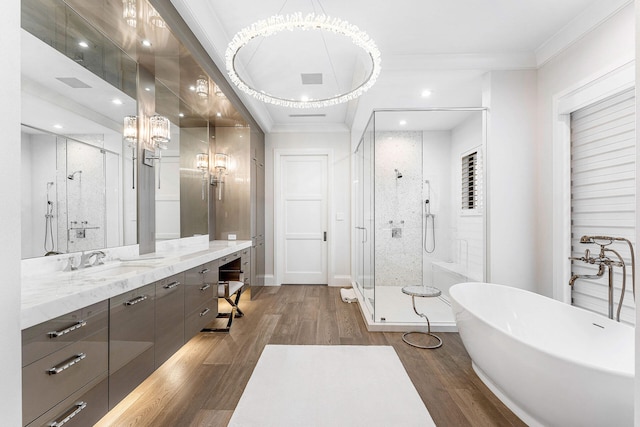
47, 353, 86, 375
199, 268, 210, 274
124, 295, 148, 306
200, 283, 211, 292
199, 308, 211, 317
48, 320, 87, 338
48, 401, 87, 427
163, 281, 180, 289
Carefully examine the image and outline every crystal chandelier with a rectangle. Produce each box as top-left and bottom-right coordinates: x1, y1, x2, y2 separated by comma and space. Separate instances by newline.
225, 12, 381, 109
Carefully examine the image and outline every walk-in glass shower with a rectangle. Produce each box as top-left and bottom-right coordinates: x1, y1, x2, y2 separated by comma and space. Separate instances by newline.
354, 109, 486, 329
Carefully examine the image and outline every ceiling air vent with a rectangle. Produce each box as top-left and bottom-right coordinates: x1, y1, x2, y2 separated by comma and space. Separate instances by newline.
289, 114, 327, 118
56, 77, 92, 89
301, 73, 323, 85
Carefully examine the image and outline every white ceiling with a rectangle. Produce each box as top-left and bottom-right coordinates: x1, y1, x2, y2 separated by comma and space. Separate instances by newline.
170, 0, 631, 134
171, 0, 632, 132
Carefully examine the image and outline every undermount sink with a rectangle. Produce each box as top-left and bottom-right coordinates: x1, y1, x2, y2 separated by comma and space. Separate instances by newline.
79, 262, 157, 279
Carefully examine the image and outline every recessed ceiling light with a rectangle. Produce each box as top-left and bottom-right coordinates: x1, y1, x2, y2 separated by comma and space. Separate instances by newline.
189, 85, 196, 91
141, 39, 152, 47
216, 112, 222, 117
112, 98, 123, 105
421, 89, 432, 98
78, 41, 89, 48
53, 124, 63, 129
399, 120, 407, 126
179, 113, 185, 118
144, 87, 151, 92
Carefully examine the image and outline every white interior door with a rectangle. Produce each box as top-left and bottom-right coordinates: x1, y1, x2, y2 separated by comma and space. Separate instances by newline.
278, 154, 328, 284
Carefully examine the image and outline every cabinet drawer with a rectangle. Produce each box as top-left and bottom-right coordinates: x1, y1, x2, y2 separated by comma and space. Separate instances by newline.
109, 283, 155, 376
26, 372, 108, 427
185, 281, 214, 313
185, 300, 217, 341
155, 273, 185, 368
22, 300, 108, 367
185, 263, 216, 313
22, 328, 108, 426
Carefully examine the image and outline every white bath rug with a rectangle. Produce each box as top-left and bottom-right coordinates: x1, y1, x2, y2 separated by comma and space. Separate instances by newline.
228, 345, 436, 427
340, 287, 358, 303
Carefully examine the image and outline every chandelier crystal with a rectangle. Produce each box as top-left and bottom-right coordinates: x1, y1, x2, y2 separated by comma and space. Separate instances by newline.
225, 12, 381, 109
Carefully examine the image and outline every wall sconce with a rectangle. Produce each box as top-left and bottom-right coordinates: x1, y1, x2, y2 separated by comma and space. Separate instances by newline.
143, 114, 170, 167
122, 0, 137, 28
123, 115, 138, 189
211, 153, 229, 201
196, 153, 209, 172
123, 115, 138, 146
196, 76, 209, 99
196, 153, 209, 200
149, 114, 170, 149
143, 114, 171, 190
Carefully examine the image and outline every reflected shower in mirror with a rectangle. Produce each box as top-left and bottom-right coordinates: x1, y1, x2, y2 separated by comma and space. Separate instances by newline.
20, 27, 137, 258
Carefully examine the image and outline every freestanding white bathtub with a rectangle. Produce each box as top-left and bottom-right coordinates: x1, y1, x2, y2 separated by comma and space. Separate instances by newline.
450, 282, 634, 427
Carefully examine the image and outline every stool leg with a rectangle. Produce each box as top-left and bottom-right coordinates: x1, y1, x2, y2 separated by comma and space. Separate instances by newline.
402, 295, 442, 349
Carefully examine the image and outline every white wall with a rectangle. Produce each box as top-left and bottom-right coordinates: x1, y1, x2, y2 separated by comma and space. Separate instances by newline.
1, 0, 23, 423
537, 3, 635, 297
265, 131, 351, 286
450, 113, 484, 281
483, 69, 538, 291
421, 131, 453, 284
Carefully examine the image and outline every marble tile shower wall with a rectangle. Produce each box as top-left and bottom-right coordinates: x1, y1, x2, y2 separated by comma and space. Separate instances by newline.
375, 131, 423, 287
56, 139, 106, 252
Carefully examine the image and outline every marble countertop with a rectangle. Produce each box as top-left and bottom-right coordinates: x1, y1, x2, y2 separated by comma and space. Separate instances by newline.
21, 240, 252, 330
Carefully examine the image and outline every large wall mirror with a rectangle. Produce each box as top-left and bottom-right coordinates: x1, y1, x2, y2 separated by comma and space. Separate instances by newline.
21, 0, 250, 259
20, 5, 138, 259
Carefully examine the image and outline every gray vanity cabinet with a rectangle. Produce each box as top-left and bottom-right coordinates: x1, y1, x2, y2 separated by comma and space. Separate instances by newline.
184, 260, 218, 340
241, 248, 251, 288
21, 301, 109, 427
155, 272, 185, 368
108, 282, 155, 409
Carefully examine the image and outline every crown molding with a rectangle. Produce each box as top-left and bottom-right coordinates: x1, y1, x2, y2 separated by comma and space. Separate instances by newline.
535, 0, 633, 67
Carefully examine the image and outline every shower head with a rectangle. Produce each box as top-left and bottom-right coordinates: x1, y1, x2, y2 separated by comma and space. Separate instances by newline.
394, 169, 403, 179
67, 170, 82, 180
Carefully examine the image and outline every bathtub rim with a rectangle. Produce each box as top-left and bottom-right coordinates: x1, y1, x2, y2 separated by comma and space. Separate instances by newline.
450, 281, 635, 379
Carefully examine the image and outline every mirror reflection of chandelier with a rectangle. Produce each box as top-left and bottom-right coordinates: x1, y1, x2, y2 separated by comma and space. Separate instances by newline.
225, 3, 381, 109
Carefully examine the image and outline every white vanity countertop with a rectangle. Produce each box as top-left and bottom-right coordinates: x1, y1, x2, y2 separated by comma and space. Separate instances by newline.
21, 240, 252, 330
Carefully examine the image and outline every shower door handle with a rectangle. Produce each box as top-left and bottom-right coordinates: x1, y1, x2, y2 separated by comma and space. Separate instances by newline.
355, 227, 368, 243
324, 232, 327, 242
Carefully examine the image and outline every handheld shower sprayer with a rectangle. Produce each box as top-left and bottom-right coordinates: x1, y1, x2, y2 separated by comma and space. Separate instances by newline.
423, 180, 435, 253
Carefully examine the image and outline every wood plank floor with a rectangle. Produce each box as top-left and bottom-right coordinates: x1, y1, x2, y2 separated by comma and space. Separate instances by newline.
95, 285, 526, 427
